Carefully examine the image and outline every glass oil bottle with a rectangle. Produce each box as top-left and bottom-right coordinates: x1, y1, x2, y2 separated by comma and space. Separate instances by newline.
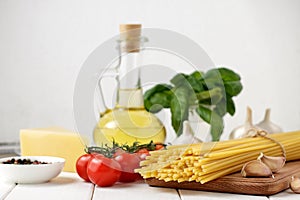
93, 24, 166, 146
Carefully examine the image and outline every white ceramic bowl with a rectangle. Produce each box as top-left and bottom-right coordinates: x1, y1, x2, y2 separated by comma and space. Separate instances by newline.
0, 156, 65, 184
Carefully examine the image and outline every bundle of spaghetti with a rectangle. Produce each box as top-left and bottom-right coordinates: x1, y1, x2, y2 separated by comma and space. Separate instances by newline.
137, 131, 300, 184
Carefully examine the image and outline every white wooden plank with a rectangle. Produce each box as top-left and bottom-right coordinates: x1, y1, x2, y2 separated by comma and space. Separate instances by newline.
269, 189, 300, 200
93, 180, 180, 200
179, 190, 269, 200
0, 182, 15, 200
5, 172, 94, 200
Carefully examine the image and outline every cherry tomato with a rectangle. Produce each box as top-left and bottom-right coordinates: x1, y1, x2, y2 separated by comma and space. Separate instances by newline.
136, 148, 149, 154
114, 152, 141, 182
113, 148, 126, 157
136, 148, 150, 161
76, 154, 93, 182
87, 154, 121, 187
155, 143, 165, 150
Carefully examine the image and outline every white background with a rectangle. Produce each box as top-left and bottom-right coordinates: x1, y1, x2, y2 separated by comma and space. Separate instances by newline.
0, 0, 299, 142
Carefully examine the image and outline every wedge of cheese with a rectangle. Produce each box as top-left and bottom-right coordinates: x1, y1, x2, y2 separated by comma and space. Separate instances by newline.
20, 127, 88, 172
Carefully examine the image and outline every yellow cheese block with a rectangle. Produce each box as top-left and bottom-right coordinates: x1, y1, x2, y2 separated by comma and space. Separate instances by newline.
20, 127, 88, 172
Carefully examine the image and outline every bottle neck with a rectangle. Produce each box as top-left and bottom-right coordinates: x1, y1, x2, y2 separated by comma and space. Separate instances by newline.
116, 41, 144, 109
118, 52, 142, 89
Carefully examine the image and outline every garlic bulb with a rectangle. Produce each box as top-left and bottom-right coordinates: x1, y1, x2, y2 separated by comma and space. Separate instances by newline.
257, 152, 286, 173
255, 108, 283, 133
290, 176, 300, 194
172, 121, 202, 145
241, 160, 272, 177
229, 107, 258, 139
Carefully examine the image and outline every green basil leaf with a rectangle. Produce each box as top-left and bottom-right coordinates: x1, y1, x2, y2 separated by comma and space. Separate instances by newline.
202, 77, 223, 89
210, 111, 224, 141
143, 84, 172, 100
187, 75, 204, 93
190, 71, 204, 80
144, 99, 152, 112
144, 84, 172, 112
196, 105, 224, 141
170, 73, 188, 87
217, 67, 241, 82
170, 87, 189, 136
214, 98, 227, 117
196, 105, 211, 124
224, 81, 243, 97
226, 96, 235, 116
186, 71, 205, 92
203, 69, 224, 86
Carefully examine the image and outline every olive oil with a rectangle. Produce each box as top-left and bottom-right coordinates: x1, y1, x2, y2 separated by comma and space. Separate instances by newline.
93, 107, 166, 146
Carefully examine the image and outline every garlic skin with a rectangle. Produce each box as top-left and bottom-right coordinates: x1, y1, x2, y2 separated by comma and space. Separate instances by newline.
241, 160, 273, 177
256, 108, 283, 134
230, 107, 258, 139
172, 121, 202, 145
290, 176, 300, 194
258, 153, 286, 173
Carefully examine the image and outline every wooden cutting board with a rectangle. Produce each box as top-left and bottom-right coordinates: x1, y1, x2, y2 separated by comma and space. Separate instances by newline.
145, 160, 300, 195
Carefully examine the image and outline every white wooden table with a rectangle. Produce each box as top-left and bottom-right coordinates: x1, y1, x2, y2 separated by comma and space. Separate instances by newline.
0, 172, 298, 200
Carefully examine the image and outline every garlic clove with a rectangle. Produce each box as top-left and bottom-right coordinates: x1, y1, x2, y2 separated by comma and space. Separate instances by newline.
257, 152, 286, 173
290, 176, 300, 194
230, 107, 258, 139
256, 108, 283, 134
241, 160, 273, 177
172, 121, 202, 145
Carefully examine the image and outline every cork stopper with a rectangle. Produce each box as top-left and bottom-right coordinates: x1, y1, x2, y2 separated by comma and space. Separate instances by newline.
119, 24, 141, 37
119, 24, 142, 53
